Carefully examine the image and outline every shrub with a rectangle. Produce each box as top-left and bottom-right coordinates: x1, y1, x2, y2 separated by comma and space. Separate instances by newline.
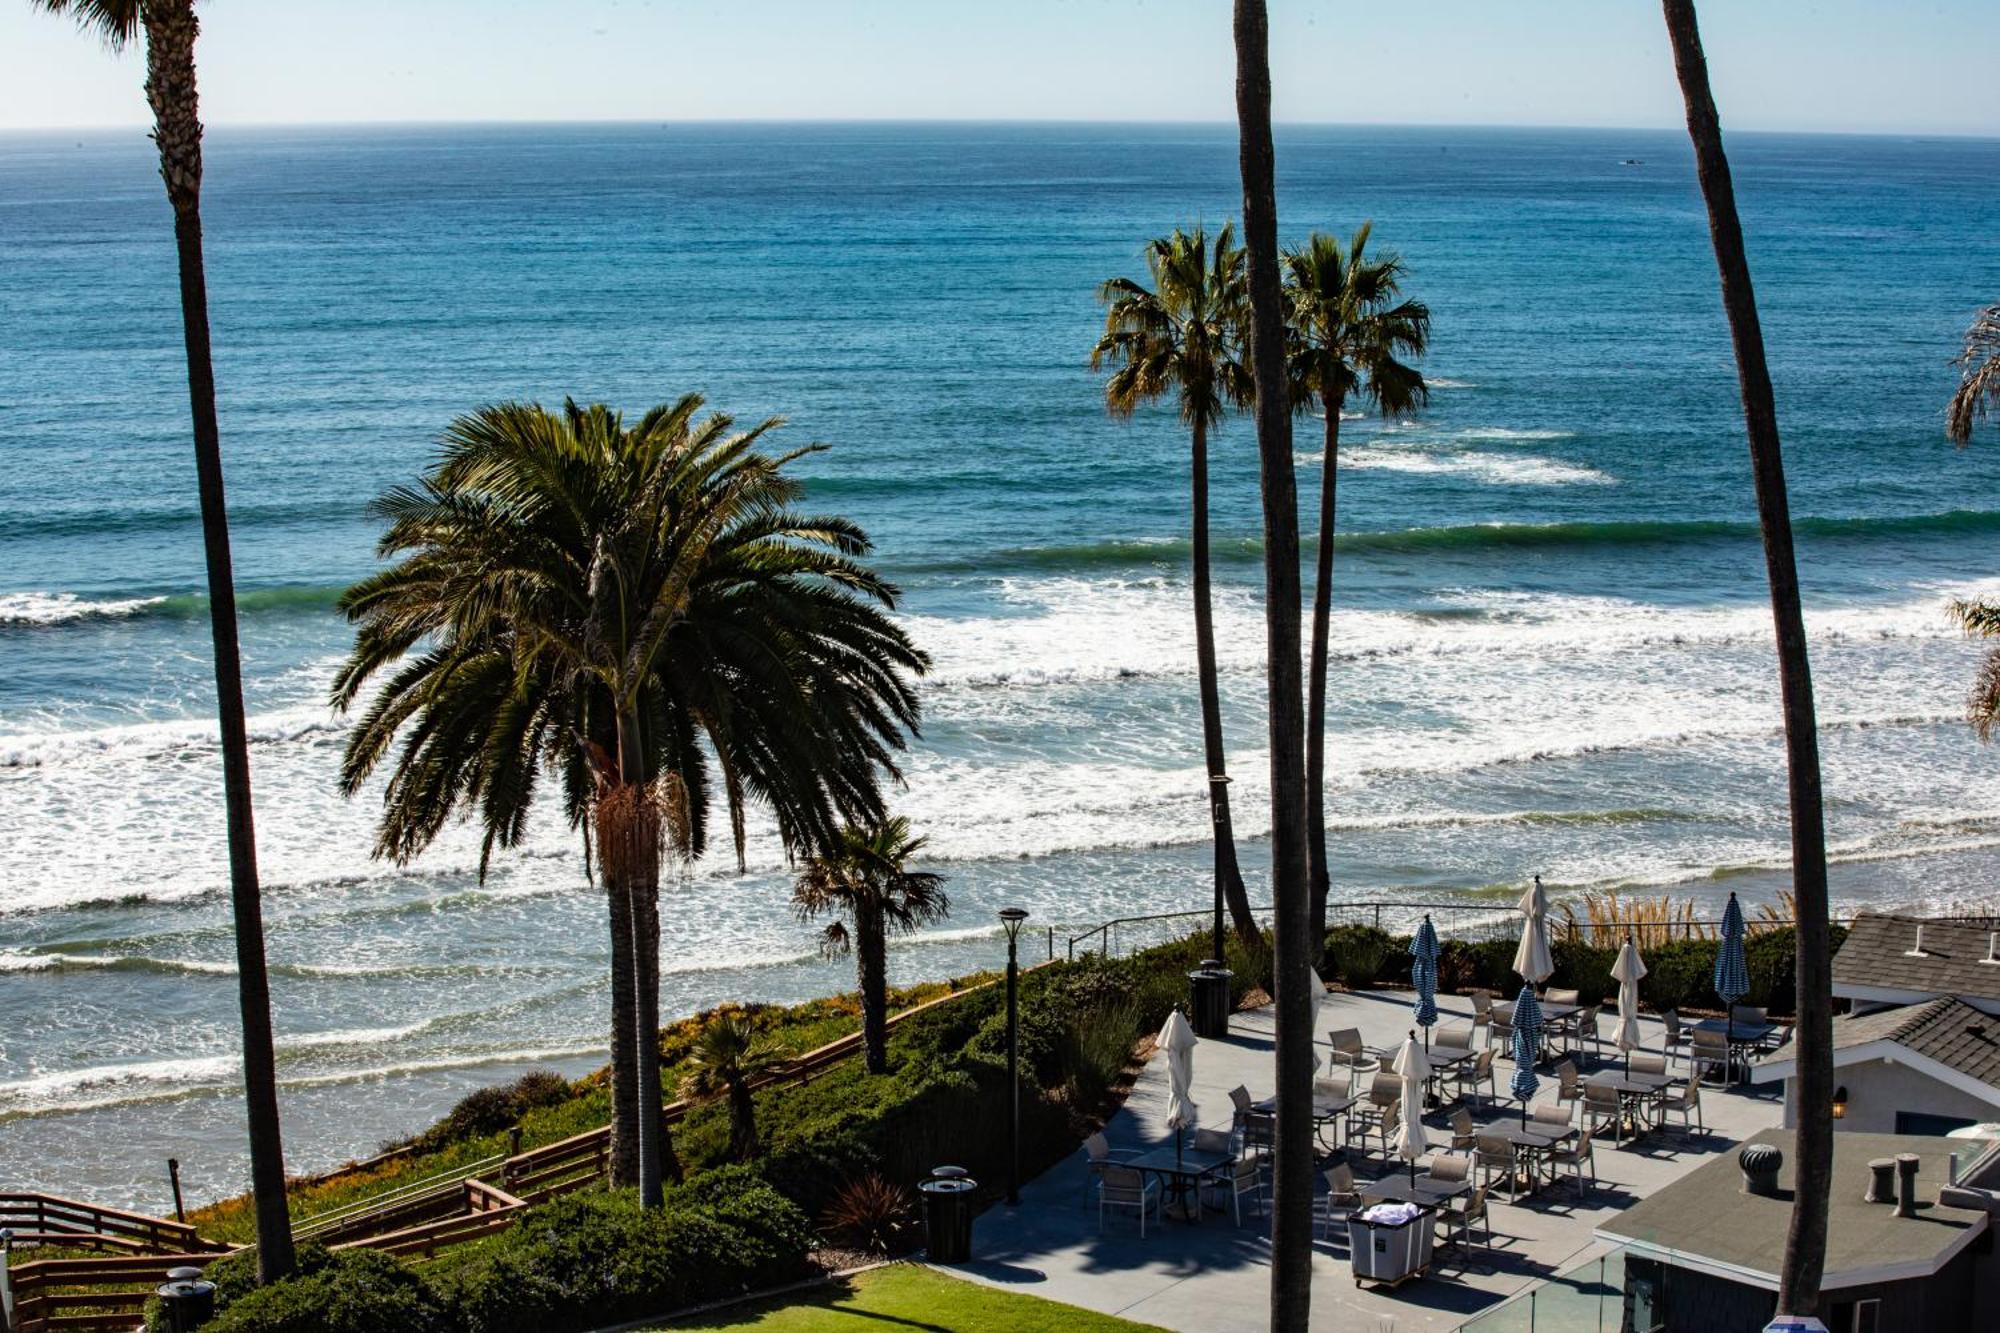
1550, 938, 1615, 1004
1322, 925, 1395, 987
193, 1249, 453, 1333
819, 1171, 915, 1255
389, 1070, 573, 1156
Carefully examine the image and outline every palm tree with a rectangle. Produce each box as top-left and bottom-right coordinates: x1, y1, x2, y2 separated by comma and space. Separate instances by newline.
332, 396, 928, 1207
1283, 228, 1430, 951
793, 817, 948, 1075
1947, 304, 2000, 445
1232, 2, 1313, 1327
1091, 226, 1260, 947
682, 1012, 780, 1162
29, 0, 295, 1281
1661, 1, 1833, 1316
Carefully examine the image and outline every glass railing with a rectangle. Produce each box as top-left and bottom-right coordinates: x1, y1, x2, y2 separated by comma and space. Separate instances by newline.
1455, 1245, 1634, 1333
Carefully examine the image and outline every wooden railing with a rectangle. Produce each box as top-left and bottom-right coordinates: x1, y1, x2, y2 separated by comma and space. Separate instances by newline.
0, 1194, 219, 1258
333, 1180, 526, 1261
5, 1251, 218, 1333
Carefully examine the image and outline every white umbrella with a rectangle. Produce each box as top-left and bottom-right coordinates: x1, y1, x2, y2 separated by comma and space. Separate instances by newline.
1391, 1029, 1431, 1186
1612, 932, 1648, 1073
1512, 874, 1554, 985
1159, 1008, 1200, 1215
1308, 966, 1328, 1070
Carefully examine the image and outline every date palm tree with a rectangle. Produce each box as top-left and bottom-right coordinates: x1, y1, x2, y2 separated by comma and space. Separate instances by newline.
1947, 304, 2000, 446
333, 396, 927, 1207
1661, 1, 1833, 1316
682, 1012, 780, 1163
793, 817, 948, 1075
1091, 226, 1260, 947
1233, 2, 1314, 1327
1283, 228, 1430, 951
28, 0, 295, 1281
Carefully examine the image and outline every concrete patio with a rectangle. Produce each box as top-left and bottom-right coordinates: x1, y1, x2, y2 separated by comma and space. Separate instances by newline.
948, 988, 1784, 1332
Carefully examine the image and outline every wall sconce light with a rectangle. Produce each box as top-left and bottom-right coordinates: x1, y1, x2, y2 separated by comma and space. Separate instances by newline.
1832, 1086, 1848, 1120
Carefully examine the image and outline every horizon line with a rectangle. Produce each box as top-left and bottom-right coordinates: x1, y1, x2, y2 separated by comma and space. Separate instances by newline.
3, 116, 1997, 143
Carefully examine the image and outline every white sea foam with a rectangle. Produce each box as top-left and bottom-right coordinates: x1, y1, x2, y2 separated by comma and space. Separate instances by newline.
1452, 427, 1576, 442
0, 591, 167, 627
1336, 446, 1613, 486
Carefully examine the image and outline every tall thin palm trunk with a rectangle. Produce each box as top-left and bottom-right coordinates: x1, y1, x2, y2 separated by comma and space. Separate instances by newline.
138, 0, 294, 1282
1233, 2, 1313, 1327
605, 874, 640, 1189
1662, 0, 1832, 1314
1191, 418, 1259, 942
1305, 396, 1344, 953
858, 907, 890, 1074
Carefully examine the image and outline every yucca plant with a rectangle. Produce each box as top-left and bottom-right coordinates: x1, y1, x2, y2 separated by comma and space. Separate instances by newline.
819, 1171, 915, 1256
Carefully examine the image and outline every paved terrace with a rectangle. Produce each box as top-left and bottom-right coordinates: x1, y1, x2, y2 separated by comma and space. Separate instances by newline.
950, 988, 1783, 1332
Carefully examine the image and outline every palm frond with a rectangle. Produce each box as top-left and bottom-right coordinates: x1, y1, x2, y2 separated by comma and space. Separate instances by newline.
1947, 304, 2000, 446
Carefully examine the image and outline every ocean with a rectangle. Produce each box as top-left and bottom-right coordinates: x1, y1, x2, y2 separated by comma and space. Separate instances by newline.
2, 122, 1997, 1211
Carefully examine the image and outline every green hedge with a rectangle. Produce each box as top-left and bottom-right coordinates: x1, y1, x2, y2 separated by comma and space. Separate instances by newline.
1325, 923, 1840, 1018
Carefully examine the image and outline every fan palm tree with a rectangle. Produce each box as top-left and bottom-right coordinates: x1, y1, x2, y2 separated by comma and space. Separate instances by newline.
793, 817, 948, 1075
1283, 228, 1430, 951
1233, 2, 1313, 1327
1662, 1, 1833, 1316
682, 1012, 781, 1162
1947, 304, 2000, 446
1091, 226, 1260, 948
333, 396, 928, 1207
28, 0, 295, 1281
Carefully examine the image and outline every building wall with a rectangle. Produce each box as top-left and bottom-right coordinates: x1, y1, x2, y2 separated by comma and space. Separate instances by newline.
1624, 1254, 1978, 1333
1778, 1057, 1998, 1134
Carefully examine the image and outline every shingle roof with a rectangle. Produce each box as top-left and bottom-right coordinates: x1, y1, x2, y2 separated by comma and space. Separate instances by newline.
1759, 996, 2000, 1092
1598, 1129, 1988, 1287
1832, 912, 2000, 1004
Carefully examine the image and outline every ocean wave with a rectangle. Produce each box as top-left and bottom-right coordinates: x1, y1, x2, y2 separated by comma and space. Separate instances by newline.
1452, 427, 1575, 441
1335, 446, 1614, 487
0, 584, 348, 632
0, 592, 170, 626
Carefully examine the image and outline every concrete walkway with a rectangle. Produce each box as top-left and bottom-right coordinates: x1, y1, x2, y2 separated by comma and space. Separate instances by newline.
949, 989, 1783, 1332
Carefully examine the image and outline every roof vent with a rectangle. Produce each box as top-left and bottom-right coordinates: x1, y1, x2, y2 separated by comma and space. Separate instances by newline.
1981, 931, 2000, 965
1741, 1142, 1783, 1197
1905, 924, 1928, 957
1866, 1157, 1896, 1204
1896, 1153, 1921, 1218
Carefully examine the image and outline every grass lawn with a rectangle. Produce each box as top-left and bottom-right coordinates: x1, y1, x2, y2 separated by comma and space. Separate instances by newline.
660, 1263, 1159, 1331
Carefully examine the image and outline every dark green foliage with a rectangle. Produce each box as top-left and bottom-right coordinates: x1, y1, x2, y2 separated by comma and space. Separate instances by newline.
818, 1172, 916, 1255
1551, 937, 1615, 1004
1322, 925, 1396, 987
199, 1249, 453, 1333
389, 1071, 573, 1156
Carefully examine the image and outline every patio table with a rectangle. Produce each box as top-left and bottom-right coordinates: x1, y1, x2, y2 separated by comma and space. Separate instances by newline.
1689, 1018, 1780, 1083
1124, 1145, 1234, 1220
1253, 1089, 1356, 1153
1358, 1175, 1470, 1207
1497, 1001, 1581, 1060
1586, 1071, 1672, 1137
1480, 1125, 1568, 1197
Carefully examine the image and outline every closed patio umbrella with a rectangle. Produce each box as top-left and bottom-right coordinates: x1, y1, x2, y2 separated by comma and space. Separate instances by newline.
1411, 914, 1440, 1049
1715, 891, 1749, 1063
1512, 875, 1553, 988
1509, 987, 1544, 1126
1158, 1007, 1199, 1207
1612, 931, 1648, 1075
1391, 1029, 1431, 1186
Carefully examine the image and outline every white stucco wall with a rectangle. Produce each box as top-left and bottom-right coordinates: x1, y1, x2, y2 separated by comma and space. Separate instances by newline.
1779, 1056, 2000, 1134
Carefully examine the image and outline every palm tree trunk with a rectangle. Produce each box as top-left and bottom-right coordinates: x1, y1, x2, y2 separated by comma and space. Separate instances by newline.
607, 713, 669, 1207
605, 873, 640, 1189
140, 0, 293, 1283
859, 906, 890, 1074
1662, 1, 1832, 1314
1233, 4, 1313, 1327
1306, 395, 1345, 957
729, 1080, 759, 1162
1190, 418, 1259, 943
631, 871, 674, 1201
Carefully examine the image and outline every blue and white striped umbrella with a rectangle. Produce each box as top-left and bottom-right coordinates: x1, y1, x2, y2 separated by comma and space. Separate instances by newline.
1411, 914, 1440, 1036
1714, 891, 1749, 1009
1508, 983, 1544, 1121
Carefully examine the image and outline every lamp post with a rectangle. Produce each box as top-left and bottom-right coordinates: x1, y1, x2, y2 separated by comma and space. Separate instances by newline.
999, 906, 1029, 1205
1208, 773, 1231, 962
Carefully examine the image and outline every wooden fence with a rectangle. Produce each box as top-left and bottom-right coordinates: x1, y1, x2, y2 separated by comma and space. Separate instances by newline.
4, 1252, 217, 1333
0, 1196, 218, 1258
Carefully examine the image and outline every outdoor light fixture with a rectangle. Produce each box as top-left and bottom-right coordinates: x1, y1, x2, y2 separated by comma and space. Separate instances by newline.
1833, 1086, 1848, 1120
999, 907, 1029, 1205
1207, 773, 1230, 962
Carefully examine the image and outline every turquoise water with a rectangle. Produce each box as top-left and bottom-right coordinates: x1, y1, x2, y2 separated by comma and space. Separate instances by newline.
2, 123, 1998, 1207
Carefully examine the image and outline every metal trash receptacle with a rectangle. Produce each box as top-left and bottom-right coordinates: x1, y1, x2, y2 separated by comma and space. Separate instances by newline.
154, 1266, 217, 1332
1347, 1204, 1436, 1288
919, 1173, 978, 1263
1188, 961, 1234, 1038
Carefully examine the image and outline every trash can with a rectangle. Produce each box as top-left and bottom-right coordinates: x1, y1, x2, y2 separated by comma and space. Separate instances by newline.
1188, 960, 1234, 1038
919, 1173, 977, 1263
1347, 1203, 1436, 1288
155, 1266, 217, 1332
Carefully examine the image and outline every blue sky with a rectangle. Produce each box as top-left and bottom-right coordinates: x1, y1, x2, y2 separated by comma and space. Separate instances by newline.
4, 1, 1993, 136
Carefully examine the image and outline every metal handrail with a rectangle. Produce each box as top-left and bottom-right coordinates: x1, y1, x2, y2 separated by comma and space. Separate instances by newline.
293, 1153, 505, 1239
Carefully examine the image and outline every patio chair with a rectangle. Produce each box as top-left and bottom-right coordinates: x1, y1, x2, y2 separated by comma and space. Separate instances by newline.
1326, 1027, 1370, 1071
1203, 1154, 1265, 1224
1489, 1011, 1515, 1054
1451, 1048, 1496, 1111
1241, 1108, 1276, 1160
1548, 1133, 1596, 1200
1082, 1131, 1143, 1207
1361, 1099, 1402, 1155
1228, 1083, 1253, 1125
1554, 1060, 1583, 1113
1319, 1162, 1364, 1239
1474, 1134, 1521, 1200
1659, 1078, 1704, 1135
1628, 1052, 1667, 1078
1435, 1024, 1474, 1052
1581, 1082, 1625, 1145
1192, 1127, 1233, 1157
1425, 1153, 1470, 1186
1660, 1009, 1690, 1066
1443, 1183, 1492, 1255
1546, 987, 1581, 1006
1571, 1006, 1605, 1069
1448, 1106, 1477, 1155
1690, 1029, 1732, 1087
1470, 989, 1495, 1019
1097, 1165, 1160, 1237
1531, 1101, 1573, 1133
